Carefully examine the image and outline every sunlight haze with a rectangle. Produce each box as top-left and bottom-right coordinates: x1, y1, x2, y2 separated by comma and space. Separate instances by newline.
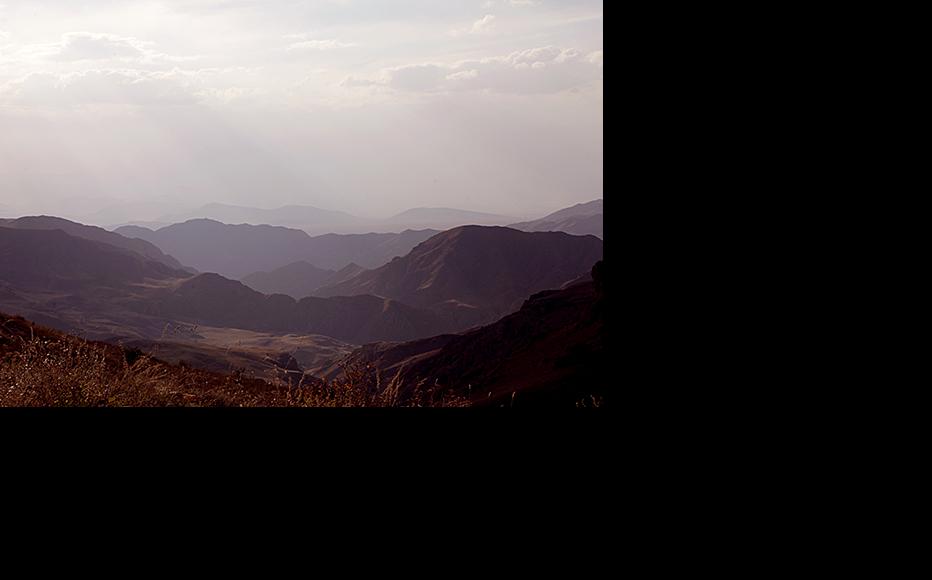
0, 0, 603, 223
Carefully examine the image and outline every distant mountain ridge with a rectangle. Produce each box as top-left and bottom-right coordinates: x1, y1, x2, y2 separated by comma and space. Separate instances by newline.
508, 199, 603, 238
159, 203, 361, 230
116, 219, 439, 279
241, 261, 338, 299
0, 227, 188, 293
383, 207, 517, 228
153, 203, 521, 235
1, 216, 187, 271
0, 226, 459, 344
1, 221, 602, 362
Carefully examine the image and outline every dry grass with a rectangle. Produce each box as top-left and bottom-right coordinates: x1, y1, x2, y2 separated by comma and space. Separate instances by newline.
0, 316, 467, 408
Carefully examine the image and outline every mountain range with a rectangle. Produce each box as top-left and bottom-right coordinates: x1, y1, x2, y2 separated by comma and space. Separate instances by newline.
149, 203, 519, 235
314, 226, 604, 324
0, 216, 187, 271
241, 262, 365, 300
116, 220, 439, 279
1, 205, 604, 405
1, 221, 600, 345
508, 199, 603, 238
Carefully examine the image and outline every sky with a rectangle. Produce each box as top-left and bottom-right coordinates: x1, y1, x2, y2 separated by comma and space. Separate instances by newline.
0, 1, 603, 222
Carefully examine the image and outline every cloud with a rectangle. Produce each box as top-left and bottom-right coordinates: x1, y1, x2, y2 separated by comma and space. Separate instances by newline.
471, 14, 497, 34
446, 69, 479, 81
587, 50, 602, 67
1, 69, 198, 106
4, 32, 198, 66
450, 14, 497, 37
340, 76, 379, 88
483, 0, 540, 7
52, 32, 148, 61
287, 39, 357, 51
376, 45, 602, 94
387, 64, 447, 92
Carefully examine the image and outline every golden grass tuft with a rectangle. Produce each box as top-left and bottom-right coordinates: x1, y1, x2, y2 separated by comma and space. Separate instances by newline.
0, 318, 467, 408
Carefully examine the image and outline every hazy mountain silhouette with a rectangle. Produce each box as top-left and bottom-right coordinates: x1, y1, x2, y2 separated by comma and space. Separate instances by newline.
158, 203, 362, 230
0, 226, 457, 344
1, 221, 603, 364
242, 261, 336, 299
0, 227, 187, 294
325, 263, 366, 286
153, 203, 521, 234
153, 273, 463, 343
328, 261, 605, 407
1, 216, 187, 271
315, 225, 603, 324
383, 207, 517, 229
508, 199, 603, 238
116, 219, 438, 279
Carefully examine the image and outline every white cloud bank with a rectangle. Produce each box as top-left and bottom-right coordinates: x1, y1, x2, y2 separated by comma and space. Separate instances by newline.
0, 0, 603, 218
374, 46, 602, 94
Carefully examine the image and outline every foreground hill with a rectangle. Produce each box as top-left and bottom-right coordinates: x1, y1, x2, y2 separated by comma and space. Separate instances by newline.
508, 199, 603, 238
0, 215, 187, 270
117, 220, 438, 279
0, 312, 463, 407
315, 226, 603, 324
327, 262, 606, 407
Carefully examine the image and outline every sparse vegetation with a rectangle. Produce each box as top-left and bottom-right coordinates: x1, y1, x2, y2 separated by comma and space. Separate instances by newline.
0, 315, 467, 407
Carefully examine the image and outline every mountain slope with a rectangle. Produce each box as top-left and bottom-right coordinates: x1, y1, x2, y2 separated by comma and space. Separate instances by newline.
0, 311, 462, 407
0, 228, 456, 345
314, 225, 603, 323
116, 219, 439, 278
155, 273, 458, 344
1, 216, 187, 270
331, 262, 606, 407
515, 213, 603, 238
0, 227, 188, 291
508, 199, 603, 238
242, 261, 336, 299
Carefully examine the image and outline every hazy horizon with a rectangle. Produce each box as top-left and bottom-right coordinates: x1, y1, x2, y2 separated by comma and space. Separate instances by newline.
0, 1, 603, 221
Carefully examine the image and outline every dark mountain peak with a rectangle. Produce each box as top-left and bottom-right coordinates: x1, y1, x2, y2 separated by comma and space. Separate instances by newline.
314, 225, 603, 323
2, 215, 187, 271
0, 227, 188, 292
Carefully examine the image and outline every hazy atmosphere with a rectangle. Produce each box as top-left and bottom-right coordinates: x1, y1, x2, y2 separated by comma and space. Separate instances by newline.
0, 0, 603, 222
2, 1, 605, 408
